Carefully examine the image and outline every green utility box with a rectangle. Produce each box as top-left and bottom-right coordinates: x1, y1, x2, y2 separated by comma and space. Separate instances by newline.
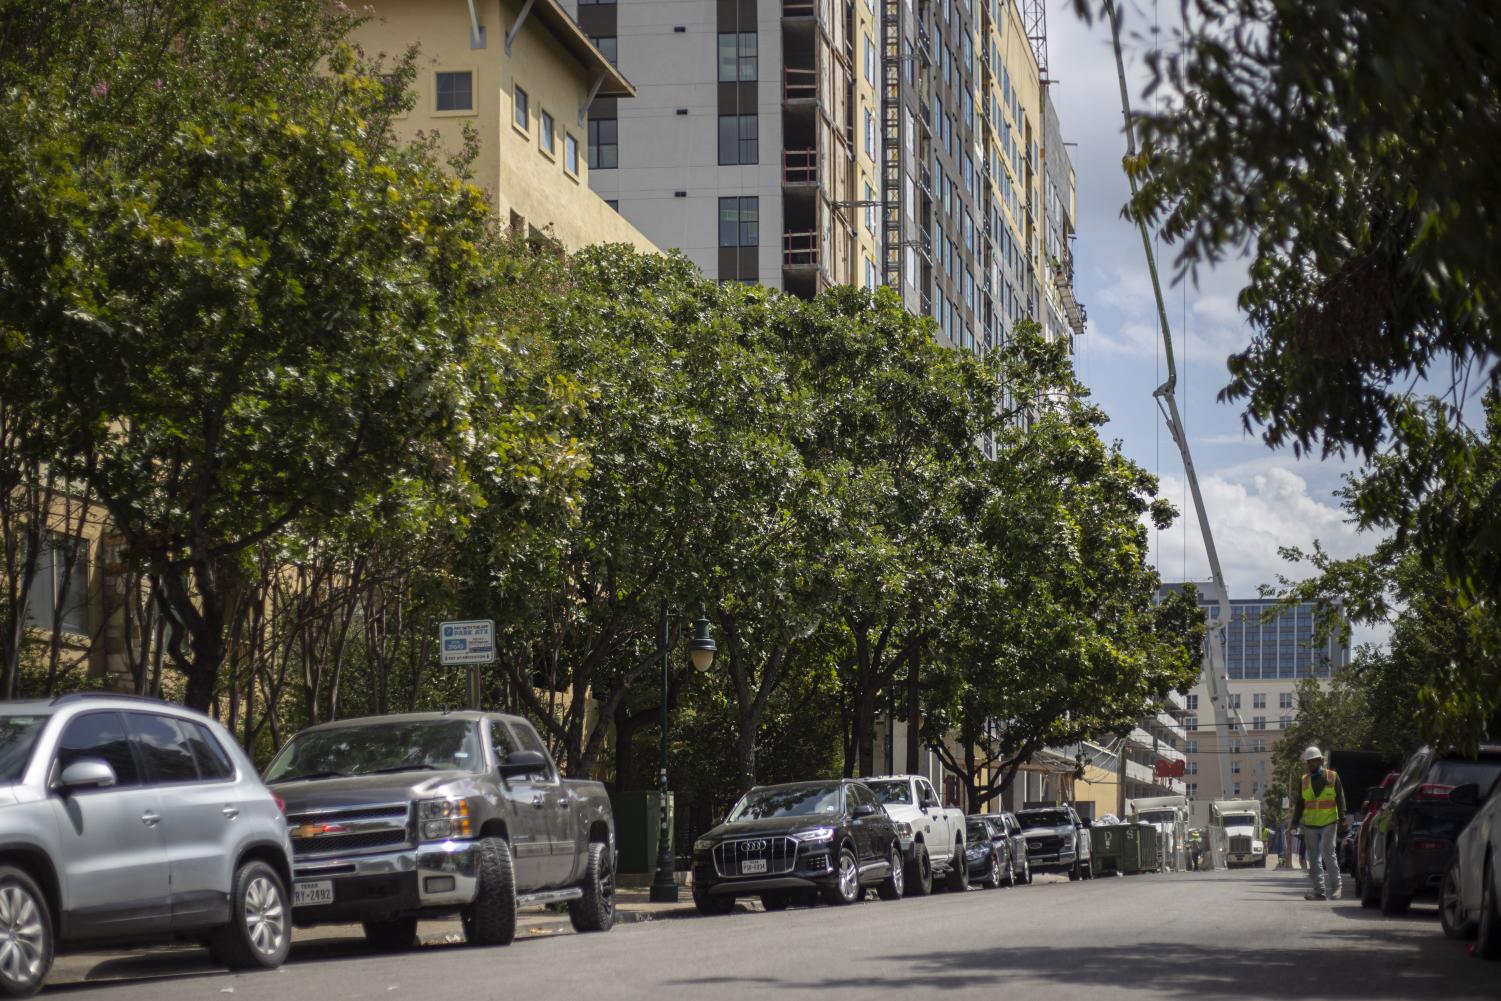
1090, 825, 1127, 876
611, 790, 674, 874
1135, 823, 1161, 873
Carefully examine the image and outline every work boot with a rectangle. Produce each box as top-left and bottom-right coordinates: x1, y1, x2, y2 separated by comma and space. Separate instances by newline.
1304, 892, 1326, 900
1330, 882, 1343, 899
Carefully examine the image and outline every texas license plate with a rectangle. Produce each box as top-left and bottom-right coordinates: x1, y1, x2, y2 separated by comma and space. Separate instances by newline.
741, 859, 768, 874
293, 880, 334, 907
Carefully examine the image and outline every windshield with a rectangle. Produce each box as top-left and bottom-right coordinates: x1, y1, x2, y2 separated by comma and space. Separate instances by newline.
0, 716, 47, 783
1018, 810, 1068, 829
1139, 811, 1178, 825
1222, 814, 1256, 829
866, 780, 912, 805
265, 719, 481, 782
728, 784, 842, 821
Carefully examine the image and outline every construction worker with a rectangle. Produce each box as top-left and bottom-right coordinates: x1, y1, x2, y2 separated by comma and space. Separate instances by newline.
1291, 745, 1347, 900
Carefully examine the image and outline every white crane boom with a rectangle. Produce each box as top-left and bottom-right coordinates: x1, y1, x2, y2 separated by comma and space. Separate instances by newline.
1104, 0, 1242, 801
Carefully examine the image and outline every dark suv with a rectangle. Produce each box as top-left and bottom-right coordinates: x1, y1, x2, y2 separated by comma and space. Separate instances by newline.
967, 814, 1031, 887
1362, 745, 1501, 915
690, 780, 904, 913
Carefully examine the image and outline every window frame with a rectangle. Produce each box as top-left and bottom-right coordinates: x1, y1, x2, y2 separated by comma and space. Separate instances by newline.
434, 69, 475, 115
588, 116, 617, 169
717, 113, 758, 166
717, 31, 757, 82
564, 133, 580, 176
512, 85, 530, 134
718, 196, 758, 248
52, 710, 143, 790
539, 109, 556, 157
125, 712, 204, 786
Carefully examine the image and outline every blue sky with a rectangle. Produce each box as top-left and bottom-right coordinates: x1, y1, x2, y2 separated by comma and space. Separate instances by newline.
1045, 1, 1385, 645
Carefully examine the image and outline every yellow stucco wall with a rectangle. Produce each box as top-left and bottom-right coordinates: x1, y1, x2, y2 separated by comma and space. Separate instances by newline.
351, 0, 656, 254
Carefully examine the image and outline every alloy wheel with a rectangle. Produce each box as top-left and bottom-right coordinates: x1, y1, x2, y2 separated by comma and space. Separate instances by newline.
891, 849, 905, 896
244, 875, 287, 957
0, 885, 46, 986
839, 851, 859, 901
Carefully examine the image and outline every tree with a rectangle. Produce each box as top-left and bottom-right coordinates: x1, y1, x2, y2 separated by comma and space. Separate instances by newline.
0, 2, 573, 710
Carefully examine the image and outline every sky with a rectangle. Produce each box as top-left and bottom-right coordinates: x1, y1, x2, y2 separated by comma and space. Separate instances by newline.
1042, 0, 1387, 647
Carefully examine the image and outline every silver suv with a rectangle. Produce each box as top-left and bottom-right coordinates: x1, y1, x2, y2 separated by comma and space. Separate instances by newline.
0, 694, 294, 996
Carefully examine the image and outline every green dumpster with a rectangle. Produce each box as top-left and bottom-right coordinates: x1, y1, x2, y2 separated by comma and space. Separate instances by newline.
1119, 824, 1147, 874
610, 790, 673, 875
1090, 824, 1127, 876
1135, 823, 1160, 872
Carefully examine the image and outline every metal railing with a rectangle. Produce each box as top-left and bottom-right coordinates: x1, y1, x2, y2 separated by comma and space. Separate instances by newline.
783, 149, 818, 184
783, 230, 819, 267
783, 67, 818, 102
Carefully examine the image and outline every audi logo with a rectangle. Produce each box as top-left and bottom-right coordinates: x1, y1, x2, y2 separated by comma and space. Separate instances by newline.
738, 840, 770, 853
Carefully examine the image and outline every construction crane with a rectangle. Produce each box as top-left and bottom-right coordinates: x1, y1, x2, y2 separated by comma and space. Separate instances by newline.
1103, 0, 1242, 803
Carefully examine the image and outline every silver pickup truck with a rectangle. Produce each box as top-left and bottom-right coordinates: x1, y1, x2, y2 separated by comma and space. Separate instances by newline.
265, 711, 615, 949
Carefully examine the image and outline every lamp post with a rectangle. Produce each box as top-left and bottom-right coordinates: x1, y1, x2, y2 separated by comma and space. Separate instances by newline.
650, 603, 716, 903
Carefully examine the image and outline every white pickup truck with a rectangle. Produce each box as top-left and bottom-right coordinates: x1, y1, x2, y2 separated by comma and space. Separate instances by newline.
864, 775, 968, 895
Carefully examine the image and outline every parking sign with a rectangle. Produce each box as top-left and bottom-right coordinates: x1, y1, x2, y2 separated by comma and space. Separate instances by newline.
439, 619, 495, 665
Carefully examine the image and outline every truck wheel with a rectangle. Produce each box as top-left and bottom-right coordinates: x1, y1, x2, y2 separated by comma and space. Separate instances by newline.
210, 860, 290, 971
876, 846, 905, 900
1068, 859, 1081, 881
0, 866, 52, 998
463, 836, 517, 946
946, 840, 969, 892
363, 918, 419, 952
904, 845, 933, 897
821, 846, 862, 906
1380, 840, 1411, 916
568, 842, 615, 933
692, 887, 736, 916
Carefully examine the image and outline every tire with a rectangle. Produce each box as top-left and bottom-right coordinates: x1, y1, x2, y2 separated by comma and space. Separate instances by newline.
822, 846, 861, 906
1359, 856, 1380, 909
1379, 838, 1412, 916
363, 917, 419, 952
1440, 862, 1475, 940
979, 852, 1000, 890
568, 842, 615, 933
1022, 856, 1032, 885
1002, 853, 1016, 888
693, 888, 735, 916
463, 836, 517, 946
876, 845, 905, 901
904, 844, 933, 897
1068, 858, 1080, 881
209, 860, 290, 971
1478, 856, 1501, 961
0, 866, 52, 998
946, 841, 969, 892
760, 892, 790, 912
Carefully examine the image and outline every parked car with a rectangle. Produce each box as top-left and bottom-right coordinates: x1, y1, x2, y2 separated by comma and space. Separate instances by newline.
264, 711, 616, 949
0, 694, 294, 998
1016, 804, 1094, 879
1353, 771, 1398, 896
1439, 776, 1501, 957
864, 775, 968, 894
1362, 745, 1501, 915
690, 779, 903, 913
965, 814, 1030, 887
1339, 817, 1362, 873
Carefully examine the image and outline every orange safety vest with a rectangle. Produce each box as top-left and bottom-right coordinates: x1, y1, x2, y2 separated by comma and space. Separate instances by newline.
1301, 769, 1340, 827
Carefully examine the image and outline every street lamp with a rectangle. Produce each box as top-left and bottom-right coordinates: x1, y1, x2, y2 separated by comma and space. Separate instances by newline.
650, 605, 716, 903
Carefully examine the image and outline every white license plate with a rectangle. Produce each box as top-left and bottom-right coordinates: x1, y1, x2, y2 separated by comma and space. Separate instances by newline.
293, 880, 334, 907
741, 859, 768, 875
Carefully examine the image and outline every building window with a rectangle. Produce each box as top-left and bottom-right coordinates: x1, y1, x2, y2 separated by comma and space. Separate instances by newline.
436, 71, 473, 112
1186, 694, 1198, 711
605, 199, 619, 211
1279, 714, 1292, 730
1252, 716, 1266, 731
1184, 715, 1197, 732
1227, 693, 1240, 710
717, 32, 757, 82
1187, 761, 1198, 776
718, 114, 757, 165
864, 183, 877, 234
25, 534, 89, 635
1252, 692, 1266, 709
1187, 783, 1198, 798
1231, 760, 1241, 775
864, 108, 876, 161
513, 86, 529, 131
588, 117, 617, 169
565, 134, 579, 175
540, 110, 555, 155
1233, 782, 1241, 796
718, 196, 758, 247
1231, 740, 1242, 753
1280, 692, 1294, 709
1185, 740, 1197, 754
591, 36, 618, 66
1252, 739, 1267, 753
864, 33, 876, 86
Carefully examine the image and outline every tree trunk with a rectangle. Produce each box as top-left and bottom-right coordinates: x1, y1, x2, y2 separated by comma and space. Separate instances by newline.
906, 647, 922, 773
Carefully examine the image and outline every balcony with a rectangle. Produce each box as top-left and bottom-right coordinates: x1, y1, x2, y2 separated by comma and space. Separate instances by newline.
783, 67, 817, 102
783, 230, 820, 268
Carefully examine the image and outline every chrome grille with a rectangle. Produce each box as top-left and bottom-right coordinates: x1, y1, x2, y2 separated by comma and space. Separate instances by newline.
1228, 835, 1252, 855
712, 836, 799, 877
286, 802, 412, 860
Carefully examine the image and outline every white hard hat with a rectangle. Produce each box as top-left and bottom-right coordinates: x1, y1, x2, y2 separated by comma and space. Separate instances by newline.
1302, 746, 1323, 762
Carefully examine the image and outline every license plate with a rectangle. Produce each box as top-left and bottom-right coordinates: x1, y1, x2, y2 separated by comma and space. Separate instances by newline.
293, 880, 334, 907
741, 859, 768, 875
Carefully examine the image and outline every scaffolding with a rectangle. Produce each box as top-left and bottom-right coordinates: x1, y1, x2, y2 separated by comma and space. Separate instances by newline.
879, 0, 903, 289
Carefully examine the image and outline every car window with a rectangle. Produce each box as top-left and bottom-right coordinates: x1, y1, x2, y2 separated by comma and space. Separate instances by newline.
126, 713, 200, 784
489, 721, 514, 766
851, 784, 879, 810
918, 780, 940, 807
867, 780, 913, 805
0, 715, 48, 783
184, 721, 234, 781
55, 711, 141, 787
505, 720, 554, 778
1395, 749, 1430, 795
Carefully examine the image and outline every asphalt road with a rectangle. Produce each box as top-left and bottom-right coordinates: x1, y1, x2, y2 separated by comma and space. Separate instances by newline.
39, 868, 1498, 1000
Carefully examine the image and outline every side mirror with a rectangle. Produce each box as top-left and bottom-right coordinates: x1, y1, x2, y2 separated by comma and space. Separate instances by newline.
1448, 783, 1480, 808
853, 803, 877, 818
54, 759, 117, 793
498, 749, 549, 779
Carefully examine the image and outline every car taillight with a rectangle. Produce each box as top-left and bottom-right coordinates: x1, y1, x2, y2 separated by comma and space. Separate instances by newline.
1414, 783, 1456, 801
1413, 839, 1448, 851
272, 792, 287, 815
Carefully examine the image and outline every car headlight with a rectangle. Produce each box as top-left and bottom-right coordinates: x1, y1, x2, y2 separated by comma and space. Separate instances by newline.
794, 827, 836, 843
693, 838, 715, 852
417, 798, 473, 841
894, 821, 913, 838
1251, 841, 1265, 852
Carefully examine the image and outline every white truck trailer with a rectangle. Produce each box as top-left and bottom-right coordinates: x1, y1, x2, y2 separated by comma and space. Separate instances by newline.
1210, 799, 1267, 868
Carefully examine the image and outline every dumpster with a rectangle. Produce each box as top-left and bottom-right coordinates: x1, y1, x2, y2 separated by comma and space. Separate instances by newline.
1135, 822, 1161, 872
1119, 824, 1148, 874
1090, 824, 1127, 876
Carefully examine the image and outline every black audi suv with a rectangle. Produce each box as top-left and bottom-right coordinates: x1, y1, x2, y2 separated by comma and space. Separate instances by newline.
691, 779, 905, 914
